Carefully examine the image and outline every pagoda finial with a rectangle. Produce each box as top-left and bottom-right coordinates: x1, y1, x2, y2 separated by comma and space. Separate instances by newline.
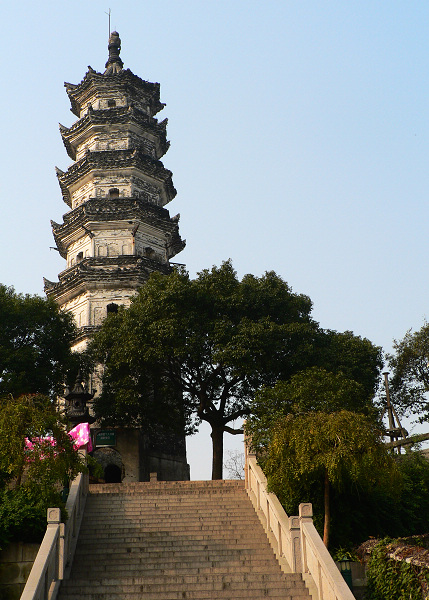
104, 31, 124, 75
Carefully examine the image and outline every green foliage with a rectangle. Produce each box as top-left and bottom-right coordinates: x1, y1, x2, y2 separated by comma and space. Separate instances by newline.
0, 394, 86, 549
395, 452, 429, 535
264, 410, 396, 501
255, 408, 398, 548
0, 285, 76, 398
387, 322, 429, 420
0, 486, 66, 549
314, 330, 383, 401
90, 261, 319, 478
365, 538, 429, 600
246, 367, 379, 455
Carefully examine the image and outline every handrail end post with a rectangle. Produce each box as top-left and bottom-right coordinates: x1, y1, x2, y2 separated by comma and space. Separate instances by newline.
299, 503, 313, 575
289, 515, 302, 573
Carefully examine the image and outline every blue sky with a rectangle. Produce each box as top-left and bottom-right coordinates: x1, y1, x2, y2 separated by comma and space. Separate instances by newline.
2, 1, 429, 478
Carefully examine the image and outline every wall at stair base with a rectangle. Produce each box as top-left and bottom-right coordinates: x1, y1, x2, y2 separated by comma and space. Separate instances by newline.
148, 452, 190, 481
92, 428, 190, 482
0, 542, 39, 600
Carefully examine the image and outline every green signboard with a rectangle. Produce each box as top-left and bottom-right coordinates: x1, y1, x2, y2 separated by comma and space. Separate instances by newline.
95, 430, 116, 447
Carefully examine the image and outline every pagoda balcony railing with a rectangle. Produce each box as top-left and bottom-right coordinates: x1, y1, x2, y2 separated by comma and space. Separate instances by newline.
20, 448, 89, 600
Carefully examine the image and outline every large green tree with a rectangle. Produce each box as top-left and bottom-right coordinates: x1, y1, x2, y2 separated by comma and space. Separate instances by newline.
0, 285, 76, 398
246, 366, 390, 548
387, 322, 429, 420
90, 262, 319, 479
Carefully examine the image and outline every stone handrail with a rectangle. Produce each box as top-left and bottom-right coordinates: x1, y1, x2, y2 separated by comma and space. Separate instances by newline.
244, 444, 354, 600
299, 503, 355, 600
245, 450, 302, 572
20, 449, 89, 600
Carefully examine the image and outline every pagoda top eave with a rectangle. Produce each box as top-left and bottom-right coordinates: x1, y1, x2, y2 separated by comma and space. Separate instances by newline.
56, 149, 176, 207
65, 68, 165, 118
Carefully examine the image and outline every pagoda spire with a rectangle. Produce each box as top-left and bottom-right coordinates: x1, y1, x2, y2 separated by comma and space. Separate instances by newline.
104, 31, 123, 75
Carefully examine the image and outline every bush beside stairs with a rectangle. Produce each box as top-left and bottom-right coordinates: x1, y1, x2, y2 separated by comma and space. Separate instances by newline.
57, 479, 312, 600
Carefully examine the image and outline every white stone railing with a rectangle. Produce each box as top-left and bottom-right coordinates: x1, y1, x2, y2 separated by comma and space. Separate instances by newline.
20, 449, 89, 600
245, 444, 354, 600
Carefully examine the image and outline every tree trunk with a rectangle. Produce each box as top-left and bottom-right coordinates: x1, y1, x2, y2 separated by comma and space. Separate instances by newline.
211, 425, 224, 480
323, 469, 330, 548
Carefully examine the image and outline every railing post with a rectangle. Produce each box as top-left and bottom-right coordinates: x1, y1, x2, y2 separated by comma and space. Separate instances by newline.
244, 427, 255, 491
299, 503, 313, 575
289, 515, 302, 573
58, 523, 65, 580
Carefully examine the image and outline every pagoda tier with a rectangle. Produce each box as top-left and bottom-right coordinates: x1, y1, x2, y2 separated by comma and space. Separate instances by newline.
45, 255, 170, 304
45, 255, 172, 350
56, 148, 176, 209
59, 106, 169, 162
50, 197, 185, 262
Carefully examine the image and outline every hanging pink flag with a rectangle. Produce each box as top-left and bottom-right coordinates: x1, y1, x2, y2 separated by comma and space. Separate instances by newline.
68, 423, 93, 452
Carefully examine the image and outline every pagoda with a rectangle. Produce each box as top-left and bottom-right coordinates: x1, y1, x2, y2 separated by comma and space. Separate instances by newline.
45, 31, 185, 353
45, 32, 189, 482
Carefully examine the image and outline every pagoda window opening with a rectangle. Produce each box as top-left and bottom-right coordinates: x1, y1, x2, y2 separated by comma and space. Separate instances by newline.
107, 303, 118, 315
108, 99, 116, 108
76, 252, 84, 263
108, 188, 120, 198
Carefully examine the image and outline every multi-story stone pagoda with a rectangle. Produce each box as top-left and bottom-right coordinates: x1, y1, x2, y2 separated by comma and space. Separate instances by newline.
45, 31, 185, 353
45, 32, 189, 482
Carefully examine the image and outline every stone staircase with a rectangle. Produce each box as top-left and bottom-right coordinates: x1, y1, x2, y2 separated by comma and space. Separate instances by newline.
57, 479, 312, 600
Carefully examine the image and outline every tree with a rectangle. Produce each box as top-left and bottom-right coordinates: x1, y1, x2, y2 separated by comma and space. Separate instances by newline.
262, 410, 398, 548
387, 323, 429, 420
0, 394, 86, 547
90, 261, 319, 479
314, 329, 383, 401
246, 365, 381, 455
0, 285, 76, 398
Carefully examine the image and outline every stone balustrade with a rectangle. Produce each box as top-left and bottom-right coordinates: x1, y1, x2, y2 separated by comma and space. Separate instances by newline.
244, 442, 354, 600
20, 451, 88, 600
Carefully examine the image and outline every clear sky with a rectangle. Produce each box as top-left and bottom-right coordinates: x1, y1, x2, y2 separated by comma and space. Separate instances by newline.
2, 1, 429, 478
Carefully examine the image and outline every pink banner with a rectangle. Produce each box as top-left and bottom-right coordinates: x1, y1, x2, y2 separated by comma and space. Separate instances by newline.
68, 422, 93, 452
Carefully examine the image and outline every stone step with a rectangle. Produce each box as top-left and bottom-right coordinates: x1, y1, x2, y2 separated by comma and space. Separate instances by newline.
78, 529, 263, 538
58, 479, 311, 600
78, 525, 267, 535
59, 590, 309, 600
60, 580, 308, 596
70, 562, 286, 577
71, 546, 277, 560
81, 510, 257, 519
84, 498, 253, 507
71, 548, 277, 563
61, 573, 304, 586
88, 483, 245, 496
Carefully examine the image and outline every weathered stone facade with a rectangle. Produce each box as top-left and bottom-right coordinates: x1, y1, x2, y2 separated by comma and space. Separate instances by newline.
45, 32, 185, 353
45, 32, 189, 482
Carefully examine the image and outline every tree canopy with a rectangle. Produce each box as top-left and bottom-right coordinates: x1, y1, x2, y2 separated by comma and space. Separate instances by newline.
246, 363, 390, 548
387, 322, 429, 421
263, 410, 398, 548
246, 366, 379, 455
0, 285, 76, 398
90, 261, 320, 479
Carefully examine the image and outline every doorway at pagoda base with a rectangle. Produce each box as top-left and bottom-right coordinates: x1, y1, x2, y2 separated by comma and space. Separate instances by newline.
104, 463, 122, 483
93, 447, 124, 483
